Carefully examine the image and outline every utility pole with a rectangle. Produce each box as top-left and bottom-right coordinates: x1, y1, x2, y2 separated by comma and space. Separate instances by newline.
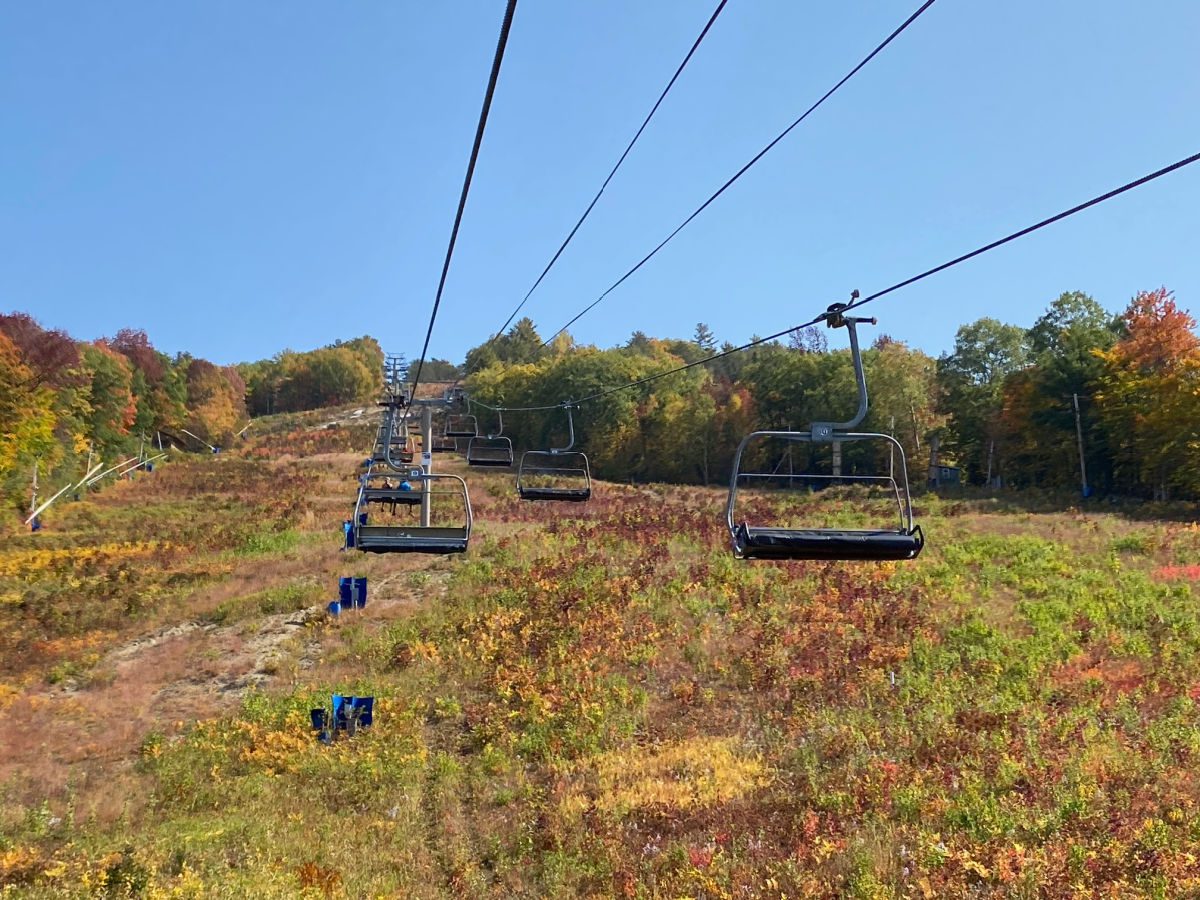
986, 440, 995, 487
1073, 393, 1089, 498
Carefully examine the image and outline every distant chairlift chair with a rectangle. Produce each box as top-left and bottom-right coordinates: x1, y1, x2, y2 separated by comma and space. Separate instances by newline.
391, 418, 417, 465
726, 298, 924, 561
516, 404, 591, 502
466, 409, 514, 468
444, 413, 478, 440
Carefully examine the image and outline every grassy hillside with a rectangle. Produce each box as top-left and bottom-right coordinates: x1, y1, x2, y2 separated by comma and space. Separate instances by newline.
2, 415, 1200, 898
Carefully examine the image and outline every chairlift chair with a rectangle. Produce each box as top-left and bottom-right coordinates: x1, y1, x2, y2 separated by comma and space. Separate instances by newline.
726, 299, 923, 561
466, 408, 514, 467
516, 404, 592, 501
444, 414, 478, 439
358, 471, 423, 510
353, 470, 472, 554
390, 420, 417, 464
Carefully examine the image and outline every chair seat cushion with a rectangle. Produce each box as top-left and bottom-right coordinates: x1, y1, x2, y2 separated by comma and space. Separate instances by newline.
518, 488, 591, 502
736, 524, 923, 560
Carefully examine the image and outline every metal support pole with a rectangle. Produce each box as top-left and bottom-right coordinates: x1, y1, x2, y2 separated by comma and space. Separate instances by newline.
1073, 393, 1089, 497
889, 415, 896, 480
421, 405, 433, 527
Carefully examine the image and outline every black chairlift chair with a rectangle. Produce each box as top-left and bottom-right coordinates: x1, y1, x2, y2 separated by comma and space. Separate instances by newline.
445, 414, 478, 440
358, 470, 423, 510
516, 404, 591, 502
466, 409, 513, 467
391, 418, 416, 465
373, 430, 416, 465
353, 468, 472, 554
371, 406, 416, 465
726, 299, 924, 561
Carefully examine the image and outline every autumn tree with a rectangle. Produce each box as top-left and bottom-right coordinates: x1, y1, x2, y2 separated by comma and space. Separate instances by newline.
1095, 288, 1200, 499
864, 340, 944, 475
0, 313, 80, 390
0, 332, 59, 495
937, 318, 1029, 483
276, 347, 375, 412
998, 292, 1122, 490
184, 359, 247, 444
464, 318, 547, 374
80, 343, 138, 457
109, 328, 188, 433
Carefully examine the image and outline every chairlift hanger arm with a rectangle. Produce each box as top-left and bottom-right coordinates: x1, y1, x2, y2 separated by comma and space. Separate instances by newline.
487, 408, 505, 439
551, 402, 577, 454
813, 294, 876, 437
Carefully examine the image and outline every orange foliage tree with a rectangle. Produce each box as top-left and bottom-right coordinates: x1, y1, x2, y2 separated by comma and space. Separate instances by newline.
1095, 288, 1200, 499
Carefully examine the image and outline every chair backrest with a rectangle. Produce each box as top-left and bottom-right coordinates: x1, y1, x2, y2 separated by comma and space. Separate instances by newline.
352, 696, 374, 727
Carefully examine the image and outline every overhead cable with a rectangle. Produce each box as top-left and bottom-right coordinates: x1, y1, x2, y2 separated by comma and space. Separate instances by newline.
409, 0, 519, 398
539, 0, 939, 347
487, 148, 1200, 411
483, 0, 731, 348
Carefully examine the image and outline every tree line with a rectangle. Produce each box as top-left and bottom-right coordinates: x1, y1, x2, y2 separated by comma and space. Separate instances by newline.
462, 288, 1199, 501
0, 316, 397, 513
0, 315, 252, 507
3, 286, 1194, 515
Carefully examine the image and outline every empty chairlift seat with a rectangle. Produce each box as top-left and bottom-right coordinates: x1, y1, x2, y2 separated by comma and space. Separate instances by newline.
727, 434, 924, 561
444, 414, 478, 439
517, 451, 591, 501
725, 301, 924, 562
516, 402, 591, 502
466, 436, 514, 467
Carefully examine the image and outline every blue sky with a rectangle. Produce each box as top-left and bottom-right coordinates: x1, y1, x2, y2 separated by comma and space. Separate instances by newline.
2, 1, 1198, 366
